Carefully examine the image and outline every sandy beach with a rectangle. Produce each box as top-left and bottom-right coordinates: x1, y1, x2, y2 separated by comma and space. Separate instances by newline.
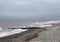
29, 23, 60, 42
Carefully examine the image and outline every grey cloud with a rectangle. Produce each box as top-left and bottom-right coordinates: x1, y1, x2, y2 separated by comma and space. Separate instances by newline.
0, 0, 60, 20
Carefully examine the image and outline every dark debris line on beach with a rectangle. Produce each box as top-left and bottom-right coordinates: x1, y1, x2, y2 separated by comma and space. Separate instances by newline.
0, 27, 46, 42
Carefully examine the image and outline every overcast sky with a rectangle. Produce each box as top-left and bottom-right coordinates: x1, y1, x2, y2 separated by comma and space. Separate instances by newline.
0, 0, 60, 20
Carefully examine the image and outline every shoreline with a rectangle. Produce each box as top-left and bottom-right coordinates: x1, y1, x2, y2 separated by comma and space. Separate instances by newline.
0, 27, 46, 42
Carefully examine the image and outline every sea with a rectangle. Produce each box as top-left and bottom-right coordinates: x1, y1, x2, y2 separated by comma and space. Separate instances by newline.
0, 20, 60, 38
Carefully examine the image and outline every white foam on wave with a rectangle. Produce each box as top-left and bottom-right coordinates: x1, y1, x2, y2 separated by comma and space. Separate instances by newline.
0, 32, 8, 37
10, 29, 27, 34
0, 27, 2, 30
29, 20, 60, 27
0, 29, 27, 38
28, 22, 52, 27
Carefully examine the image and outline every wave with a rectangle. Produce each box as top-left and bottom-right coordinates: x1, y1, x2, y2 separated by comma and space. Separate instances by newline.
23, 20, 60, 28
0, 20, 60, 38
0, 27, 2, 30
0, 29, 27, 38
